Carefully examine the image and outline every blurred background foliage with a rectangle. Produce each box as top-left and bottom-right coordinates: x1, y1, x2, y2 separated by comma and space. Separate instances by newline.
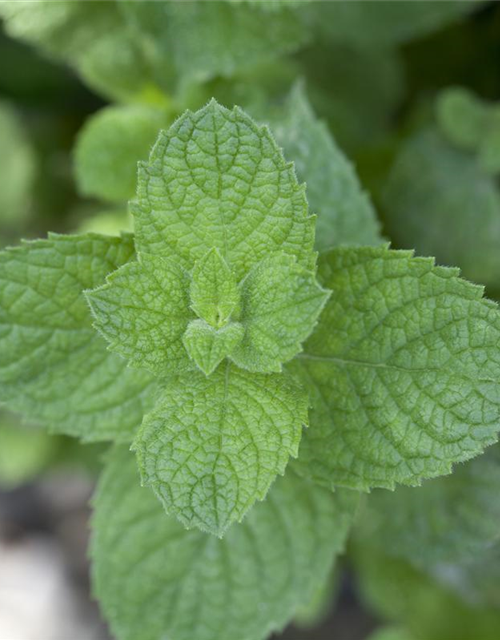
1, 2, 500, 639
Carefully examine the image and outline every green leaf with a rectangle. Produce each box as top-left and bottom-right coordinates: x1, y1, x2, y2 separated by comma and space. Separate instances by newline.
436, 87, 500, 174
74, 104, 172, 203
189, 248, 240, 328
85, 102, 326, 533
121, 0, 309, 86
86, 253, 193, 377
92, 446, 358, 640
291, 245, 500, 491
182, 320, 244, 376
436, 86, 488, 151
133, 99, 316, 281
231, 253, 330, 373
358, 446, 500, 566
0, 233, 156, 441
133, 362, 308, 536
269, 85, 382, 251
382, 128, 500, 292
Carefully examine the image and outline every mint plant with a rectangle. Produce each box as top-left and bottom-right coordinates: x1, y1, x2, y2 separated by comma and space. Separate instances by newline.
3, 3, 500, 639
2, 95, 500, 639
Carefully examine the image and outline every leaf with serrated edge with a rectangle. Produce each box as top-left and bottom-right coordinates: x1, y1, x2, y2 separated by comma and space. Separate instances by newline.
190, 248, 240, 327
183, 320, 244, 376
0, 233, 156, 441
92, 446, 358, 640
86, 253, 193, 377
133, 362, 308, 536
232, 253, 330, 373
291, 245, 500, 491
133, 99, 316, 281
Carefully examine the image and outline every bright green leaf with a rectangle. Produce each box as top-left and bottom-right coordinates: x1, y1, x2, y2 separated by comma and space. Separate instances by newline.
92, 445, 358, 640
0, 233, 156, 441
231, 253, 330, 373
269, 85, 382, 250
190, 248, 241, 328
133, 99, 316, 281
74, 104, 172, 203
133, 362, 308, 536
291, 245, 500, 491
86, 253, 193, 377
182, 320, 244, 376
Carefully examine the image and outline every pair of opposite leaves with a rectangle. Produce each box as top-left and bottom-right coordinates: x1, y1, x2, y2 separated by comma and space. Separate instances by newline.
1, 98, 496, 539
85, 100, 329, 536
82, 100, 500, 538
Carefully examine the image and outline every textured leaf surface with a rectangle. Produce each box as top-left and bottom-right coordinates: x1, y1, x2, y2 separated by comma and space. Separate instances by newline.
190, 248, 240, 328
134, 100, 316, 281
183, 320, 244, 376
359, 446, 500, 566
133, 363, 308, 536
382, 128, 500, 293
232, 253, 330, 373
269, 85, 381, 251
74, 104, 172, 203
291, 245, 500, 490
92, 446, 358, 640
87, 253, 192, 377
0, 233, 156, 441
